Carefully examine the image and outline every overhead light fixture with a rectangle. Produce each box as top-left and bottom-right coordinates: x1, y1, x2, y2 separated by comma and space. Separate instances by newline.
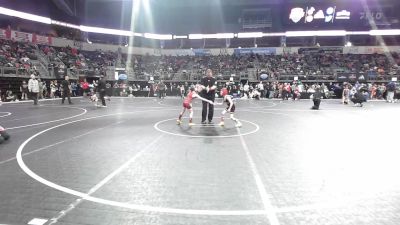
346, 31, 370, 35
144, 33, 173, 40
369, 29, 400, 36
189, 33, 234, 39
188, 34, 204, 39
237, 32, 263, 38
285, 30, 346, 37
51, 20, 80, 29
173, 35, 188, 39
0, 6, 51, 24
80, 25, 134, 36
263, 32, 286, 37
211, 33, 235, 39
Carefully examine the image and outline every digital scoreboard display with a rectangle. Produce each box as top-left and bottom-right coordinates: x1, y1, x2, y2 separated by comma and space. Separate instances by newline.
289, 6, 350, 24
283, 3, 398, 29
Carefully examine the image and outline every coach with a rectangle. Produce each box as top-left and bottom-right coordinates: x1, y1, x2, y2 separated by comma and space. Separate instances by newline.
200, 69, 217, 124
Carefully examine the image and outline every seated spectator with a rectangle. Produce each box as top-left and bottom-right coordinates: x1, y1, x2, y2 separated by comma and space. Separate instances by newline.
5, 90, 17, 102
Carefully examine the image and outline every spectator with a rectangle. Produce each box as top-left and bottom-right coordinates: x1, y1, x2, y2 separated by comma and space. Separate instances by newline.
97, 75, 107, 107
20, 81, 28, 100
386, 81, 396, 103
61, 75, 73, 104
5, 90, 17, 102
28, 74, 39, 105
71, 82, 77, 97
311, 86, 322, 110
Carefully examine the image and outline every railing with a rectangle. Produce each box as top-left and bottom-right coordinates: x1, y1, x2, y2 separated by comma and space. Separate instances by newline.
1, 65, 399, 84
0, 67, 33, 78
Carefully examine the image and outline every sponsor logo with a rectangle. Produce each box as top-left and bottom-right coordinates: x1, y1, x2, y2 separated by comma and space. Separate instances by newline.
289, 8, 305, 23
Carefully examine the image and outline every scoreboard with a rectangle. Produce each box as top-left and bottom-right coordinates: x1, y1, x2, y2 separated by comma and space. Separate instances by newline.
282, 3, 398, 29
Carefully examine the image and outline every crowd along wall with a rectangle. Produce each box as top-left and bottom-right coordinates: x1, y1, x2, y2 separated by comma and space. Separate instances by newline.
1, 28, 400, 56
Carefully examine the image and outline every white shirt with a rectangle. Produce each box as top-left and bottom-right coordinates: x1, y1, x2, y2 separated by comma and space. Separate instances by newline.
28, 79, 39, 93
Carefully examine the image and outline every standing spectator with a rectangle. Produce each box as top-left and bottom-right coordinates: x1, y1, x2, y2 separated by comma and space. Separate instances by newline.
71, 82, 77, 97
20, 81, 28, 100
158, 80, 166, 99
257, 81, 265, 98
243, 82, 250, 98
38, 78, 43, 99
28, 74, 39, 105
269, 82, 276, 99
200, 69, 217, 124
54, 80, 60, 98
50, 81, 56, 98
42, 81, 47, 98
97, 75, 107, 107
113, 82, 119, 96
311, 86, 322, 110
342, 84, 350, 104
61, 75, 73, 104
81, 78, 90, 97
180, 85, 185, 99
386, 81, 396, 103
370, 84, 377, 99
106, 82, 112, 97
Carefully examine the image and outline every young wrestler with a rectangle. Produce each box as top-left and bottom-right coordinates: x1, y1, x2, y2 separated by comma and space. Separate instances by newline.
177, 85, 214, 126
216, 88, 242, 127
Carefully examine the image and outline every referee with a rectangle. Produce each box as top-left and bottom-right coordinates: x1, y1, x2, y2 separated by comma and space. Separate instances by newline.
200, 69, 217, 124
98, 75, 107, 107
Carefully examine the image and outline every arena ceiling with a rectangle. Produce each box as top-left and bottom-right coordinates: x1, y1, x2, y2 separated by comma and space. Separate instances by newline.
1, 0, 400, 34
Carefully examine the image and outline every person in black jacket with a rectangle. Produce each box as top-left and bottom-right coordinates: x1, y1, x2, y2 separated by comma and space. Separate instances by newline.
98, 75, 107, 107
61, 75, 72, 104
200, 69, 217, 124
351, 90, 366, 107
311, 86, 322, 110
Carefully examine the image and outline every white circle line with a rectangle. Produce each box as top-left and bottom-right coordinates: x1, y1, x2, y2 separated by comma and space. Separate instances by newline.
154, 118, 260, 138
6, 106, 87, 130
0, 112, 12, 118
16, 109, 271, 216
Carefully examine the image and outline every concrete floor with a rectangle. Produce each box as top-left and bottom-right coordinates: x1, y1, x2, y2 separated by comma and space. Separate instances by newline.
0, 97, 399, 225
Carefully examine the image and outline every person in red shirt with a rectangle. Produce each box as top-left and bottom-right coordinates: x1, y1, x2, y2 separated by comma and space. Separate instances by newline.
215, 88, 242, 127
177, 85, 214, 126
80, 78, 89, 97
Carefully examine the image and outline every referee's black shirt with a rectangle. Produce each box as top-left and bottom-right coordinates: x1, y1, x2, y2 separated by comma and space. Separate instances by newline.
200, 76, 216, 97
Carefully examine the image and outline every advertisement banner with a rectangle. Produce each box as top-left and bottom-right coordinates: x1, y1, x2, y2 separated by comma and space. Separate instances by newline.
336, 73, 366, 82
234, 47, 276, 55
365, 47, 385, 54
32, 34, 52, 45
298, 47, 343, 54
192, 49, 211, 56
11, 31, 32, 42
0, 28, 11, 39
